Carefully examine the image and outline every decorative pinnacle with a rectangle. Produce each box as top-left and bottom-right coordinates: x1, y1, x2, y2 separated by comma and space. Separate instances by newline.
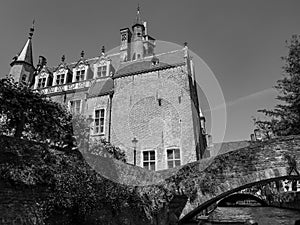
61, 55, 65, 62
80, 50, 84, 58
29, 19, 35, 39
101, 45, 105, 54
136, 3, 141, 24
184, 42, 188, 47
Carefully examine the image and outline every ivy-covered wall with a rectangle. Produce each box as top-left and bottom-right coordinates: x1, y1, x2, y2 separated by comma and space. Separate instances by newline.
0, 136, 173, 225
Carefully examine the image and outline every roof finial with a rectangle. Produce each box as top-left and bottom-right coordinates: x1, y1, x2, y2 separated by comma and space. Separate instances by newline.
61, 55, 65, 62
29, 19, 35, 39
101, 45, 105, 55
136, 3, 141, 24
80, 50, 84, 58
184, 42, 188, 47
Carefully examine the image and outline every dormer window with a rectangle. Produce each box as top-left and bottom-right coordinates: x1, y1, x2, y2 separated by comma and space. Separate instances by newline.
97, 65, 107, 77
56, 74, 65, 85
76, 69, 85, 82
37, 77, 46, 88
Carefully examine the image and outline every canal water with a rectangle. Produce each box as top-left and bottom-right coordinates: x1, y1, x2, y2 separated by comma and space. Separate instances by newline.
207, 206, 300, 224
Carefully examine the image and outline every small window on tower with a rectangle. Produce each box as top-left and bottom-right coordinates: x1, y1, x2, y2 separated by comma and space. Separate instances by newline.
121, 33, 127, 41
22, 74, 26, 82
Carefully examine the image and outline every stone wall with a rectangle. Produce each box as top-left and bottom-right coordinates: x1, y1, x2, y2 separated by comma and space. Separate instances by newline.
110, 65, 199, 170
177, 136, 300, 223
270, 191, 300, 210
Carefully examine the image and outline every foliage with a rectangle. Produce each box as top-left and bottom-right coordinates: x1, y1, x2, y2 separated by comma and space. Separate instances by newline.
71, 113, 126, 162
0, 77, 126, 161
0, 76, 72, 145
89, 139, 126, 162
0, 136, 169, 224
255, 35, 300, 138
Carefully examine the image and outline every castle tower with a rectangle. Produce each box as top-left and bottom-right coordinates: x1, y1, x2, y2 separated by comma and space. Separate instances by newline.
9, 23, 35, 84
131, 5, 145, 60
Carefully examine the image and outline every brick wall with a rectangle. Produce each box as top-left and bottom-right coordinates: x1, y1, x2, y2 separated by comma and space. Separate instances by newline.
110, 65, 199, 170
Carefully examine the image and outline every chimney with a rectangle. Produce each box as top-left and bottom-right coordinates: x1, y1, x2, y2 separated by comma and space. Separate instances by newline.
143, 21, 147, 35
38, 56, 47, 67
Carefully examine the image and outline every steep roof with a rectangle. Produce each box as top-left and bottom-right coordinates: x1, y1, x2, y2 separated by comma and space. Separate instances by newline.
114, 49, 186, 78
88, 78, 114, 97
12, 38, 34, 66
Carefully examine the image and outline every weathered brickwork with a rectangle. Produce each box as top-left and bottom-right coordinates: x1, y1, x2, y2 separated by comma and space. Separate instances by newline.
177, 136, 300, 223
111, 65, 200, 170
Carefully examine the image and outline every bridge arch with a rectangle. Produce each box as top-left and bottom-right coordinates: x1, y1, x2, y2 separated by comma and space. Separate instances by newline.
217, 193, 268, 207
178, 172, 300, 224
168, 136, 300, 224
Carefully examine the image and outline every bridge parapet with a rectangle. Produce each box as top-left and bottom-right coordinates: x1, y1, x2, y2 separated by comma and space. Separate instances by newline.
170, 136, 300, 223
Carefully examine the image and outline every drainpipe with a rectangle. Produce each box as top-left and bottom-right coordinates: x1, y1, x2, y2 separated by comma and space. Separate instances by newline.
108, 93, 113, 142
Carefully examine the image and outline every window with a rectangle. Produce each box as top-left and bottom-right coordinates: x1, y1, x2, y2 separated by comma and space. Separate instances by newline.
22, 74, 27, 82
97, 66, 107, 77
167, 148, 181, 168
70, 100, 81, 114
56, 74, 65, 85
37, 77, 46, 88
94, 109, 105, 134
121, 33, 127, 41
143, 150, 156, 170
76, 70, 85, 82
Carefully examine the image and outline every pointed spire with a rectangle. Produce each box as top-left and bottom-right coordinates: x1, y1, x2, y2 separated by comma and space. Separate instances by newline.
80, 50, 85, 58
9, 21, 35, 84
10, 22, 34, 66
101, 45, 105, 56
136, 3, 141, 24
61, 55, 65, 63
29, 19, 35, 39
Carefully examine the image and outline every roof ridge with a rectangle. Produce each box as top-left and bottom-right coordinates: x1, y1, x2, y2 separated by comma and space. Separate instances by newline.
62, 52, 121, 67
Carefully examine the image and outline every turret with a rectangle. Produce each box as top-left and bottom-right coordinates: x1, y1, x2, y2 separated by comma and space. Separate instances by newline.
131, 5, 145, 60
9, 22, 35, 85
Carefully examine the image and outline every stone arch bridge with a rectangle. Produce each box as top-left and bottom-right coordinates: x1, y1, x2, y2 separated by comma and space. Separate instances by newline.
87, 136, 300, 224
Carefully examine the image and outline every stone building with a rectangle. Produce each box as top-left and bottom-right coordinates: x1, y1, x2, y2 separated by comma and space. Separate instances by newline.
8, 7, 207, 171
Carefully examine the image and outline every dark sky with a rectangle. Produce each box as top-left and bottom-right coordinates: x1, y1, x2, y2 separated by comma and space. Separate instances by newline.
1, 0, 300, 142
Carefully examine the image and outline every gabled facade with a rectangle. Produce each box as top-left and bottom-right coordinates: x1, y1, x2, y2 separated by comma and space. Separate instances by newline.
8, 7, 207, 171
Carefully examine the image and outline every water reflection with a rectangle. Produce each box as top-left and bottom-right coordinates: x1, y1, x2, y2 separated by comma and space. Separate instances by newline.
206, 207, 300, 225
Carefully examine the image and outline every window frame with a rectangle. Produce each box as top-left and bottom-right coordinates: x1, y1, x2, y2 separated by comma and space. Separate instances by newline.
75, 69, 85, 82
37, 77, 47, 88
166, 148, 181, 169
93, 108, 106, 135
69, 99, 82, 114
55, 73, 65, 85
97, 65, 107, 78
141, 149, 156, 171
